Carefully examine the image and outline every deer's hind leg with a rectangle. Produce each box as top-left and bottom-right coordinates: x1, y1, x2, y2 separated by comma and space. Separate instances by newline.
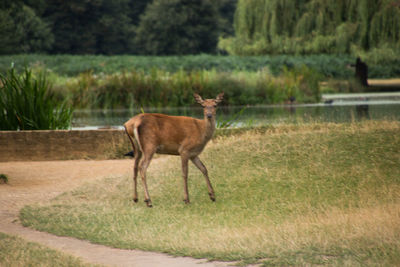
125, 126, 142, 203
132, 149, 142, 203
139, 147, 156, 208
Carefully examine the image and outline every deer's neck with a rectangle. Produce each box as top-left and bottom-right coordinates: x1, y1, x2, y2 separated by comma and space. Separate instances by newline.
203, 116, 216, 141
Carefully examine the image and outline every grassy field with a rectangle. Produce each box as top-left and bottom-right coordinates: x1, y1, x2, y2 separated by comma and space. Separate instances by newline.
20, 121, 400, 266
0, 232, 96, 267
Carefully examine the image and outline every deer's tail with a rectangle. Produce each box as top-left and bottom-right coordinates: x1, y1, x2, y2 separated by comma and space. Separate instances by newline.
123, 117, 144, 158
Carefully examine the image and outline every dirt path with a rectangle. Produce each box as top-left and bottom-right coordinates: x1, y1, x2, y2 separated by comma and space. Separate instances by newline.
0, 160, 229, 267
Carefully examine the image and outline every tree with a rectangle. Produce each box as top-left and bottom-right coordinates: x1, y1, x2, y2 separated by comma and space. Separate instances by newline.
0, 2, 53, 54
96, 1, 136, 54
135, 0, 219, 55
215, 0, 238, 37
43, 0, 136, 54
128, 0, 152, 26
220, 0, 400, 55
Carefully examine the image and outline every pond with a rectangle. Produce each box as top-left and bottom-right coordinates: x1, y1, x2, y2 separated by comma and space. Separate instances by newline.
72, 100, 400, 130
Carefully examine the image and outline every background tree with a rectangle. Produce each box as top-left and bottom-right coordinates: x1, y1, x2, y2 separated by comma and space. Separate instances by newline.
43, 0, 137, 54
1, 0, 236, 55
135, 0, 219, 55
215, 0, 238, 37
220, 0, 400, 55
0, 1, 53, 54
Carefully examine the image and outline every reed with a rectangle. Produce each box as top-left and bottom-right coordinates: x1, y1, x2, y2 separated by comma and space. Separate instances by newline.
0, 67, 73, 130
64, 67, 322, 109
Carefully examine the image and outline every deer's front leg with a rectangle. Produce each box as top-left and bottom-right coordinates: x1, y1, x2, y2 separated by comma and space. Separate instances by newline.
181, 154, 190, 204
191, 156, 215, 202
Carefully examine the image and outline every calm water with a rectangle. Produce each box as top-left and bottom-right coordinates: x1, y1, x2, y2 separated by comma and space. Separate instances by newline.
72, 101, 400, 130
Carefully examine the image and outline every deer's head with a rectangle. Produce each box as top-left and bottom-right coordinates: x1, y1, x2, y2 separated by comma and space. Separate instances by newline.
194, 93, 224, 119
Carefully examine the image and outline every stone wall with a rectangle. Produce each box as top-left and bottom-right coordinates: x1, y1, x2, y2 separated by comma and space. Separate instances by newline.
0, 129, 131, 161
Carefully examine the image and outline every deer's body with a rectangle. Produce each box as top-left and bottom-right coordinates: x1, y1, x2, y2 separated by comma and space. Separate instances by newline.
125, 113, 214, 156
124, 93, 223, 207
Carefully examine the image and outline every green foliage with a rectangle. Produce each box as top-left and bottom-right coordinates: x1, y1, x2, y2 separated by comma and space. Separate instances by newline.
0, 54, 372, 78
0, 3, 53, 54
43, 0, 136, 54
0, 0, 236, 55
0, 67, 73, 130
135, 0, 219, 55
0, 174, 8, 184
221, 0, 400, 55
63, 66, 322, 109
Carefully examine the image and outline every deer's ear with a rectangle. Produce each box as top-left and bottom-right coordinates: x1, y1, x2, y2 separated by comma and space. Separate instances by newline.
215, 92, 224, 104
194, 93, 204, 105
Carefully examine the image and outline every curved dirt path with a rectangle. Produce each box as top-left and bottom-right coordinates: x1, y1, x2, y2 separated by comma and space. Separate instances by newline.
0, 160, 229, 267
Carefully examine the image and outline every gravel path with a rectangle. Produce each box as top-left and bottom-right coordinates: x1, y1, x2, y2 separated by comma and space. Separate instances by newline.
0, 160, 229, 267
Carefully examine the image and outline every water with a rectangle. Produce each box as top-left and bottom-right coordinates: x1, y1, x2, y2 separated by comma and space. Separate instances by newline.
72, 101, 400, 130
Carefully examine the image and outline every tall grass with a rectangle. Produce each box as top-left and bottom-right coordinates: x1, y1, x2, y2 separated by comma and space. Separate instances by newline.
0, 67, 73, 130
20, 121, 400, 266
60, 66, 322, 109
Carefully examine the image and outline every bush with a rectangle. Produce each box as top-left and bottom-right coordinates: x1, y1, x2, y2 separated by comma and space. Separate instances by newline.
0, 67, 73, 130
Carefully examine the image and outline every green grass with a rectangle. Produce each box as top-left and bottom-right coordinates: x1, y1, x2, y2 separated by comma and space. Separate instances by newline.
0, 232, 98, 267
20, 121, 400, 266
1, 54, 399, 78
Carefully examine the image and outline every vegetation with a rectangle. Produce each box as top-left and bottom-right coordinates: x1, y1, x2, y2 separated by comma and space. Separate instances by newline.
0, 0, 236, 55
21, 121, 400, 266
58, 66, 321, 109
0, 232, 96, 267
221, 0, 400, 56
2, 54, 399, 79
0, 54, 398, 110
135, 0, 219, 55
0, 174, 8, 184
0, 67, 73, 130
3, 1, 400, 57
0, 1, 53, 54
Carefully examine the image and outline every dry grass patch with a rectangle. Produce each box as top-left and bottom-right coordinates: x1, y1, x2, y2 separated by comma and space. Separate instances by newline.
21, 121, 400, 266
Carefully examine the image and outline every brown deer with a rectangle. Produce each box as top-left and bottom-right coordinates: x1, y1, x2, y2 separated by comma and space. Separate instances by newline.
124, 92, 224, 207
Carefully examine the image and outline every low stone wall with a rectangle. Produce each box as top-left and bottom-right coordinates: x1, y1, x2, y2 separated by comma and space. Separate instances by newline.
0, 129, 131, 161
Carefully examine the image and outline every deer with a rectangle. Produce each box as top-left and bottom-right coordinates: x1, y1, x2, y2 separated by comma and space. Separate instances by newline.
123, 92, 224, 207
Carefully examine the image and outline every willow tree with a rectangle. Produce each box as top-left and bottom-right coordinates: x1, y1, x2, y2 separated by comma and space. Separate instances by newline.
219, 0, 400, 55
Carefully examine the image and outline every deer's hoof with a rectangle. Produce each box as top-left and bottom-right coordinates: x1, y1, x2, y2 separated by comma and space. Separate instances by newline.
144, 199, 153, 207
183, 199, 190, 204
133, 198, 138, 203
209, 193, 216, 202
